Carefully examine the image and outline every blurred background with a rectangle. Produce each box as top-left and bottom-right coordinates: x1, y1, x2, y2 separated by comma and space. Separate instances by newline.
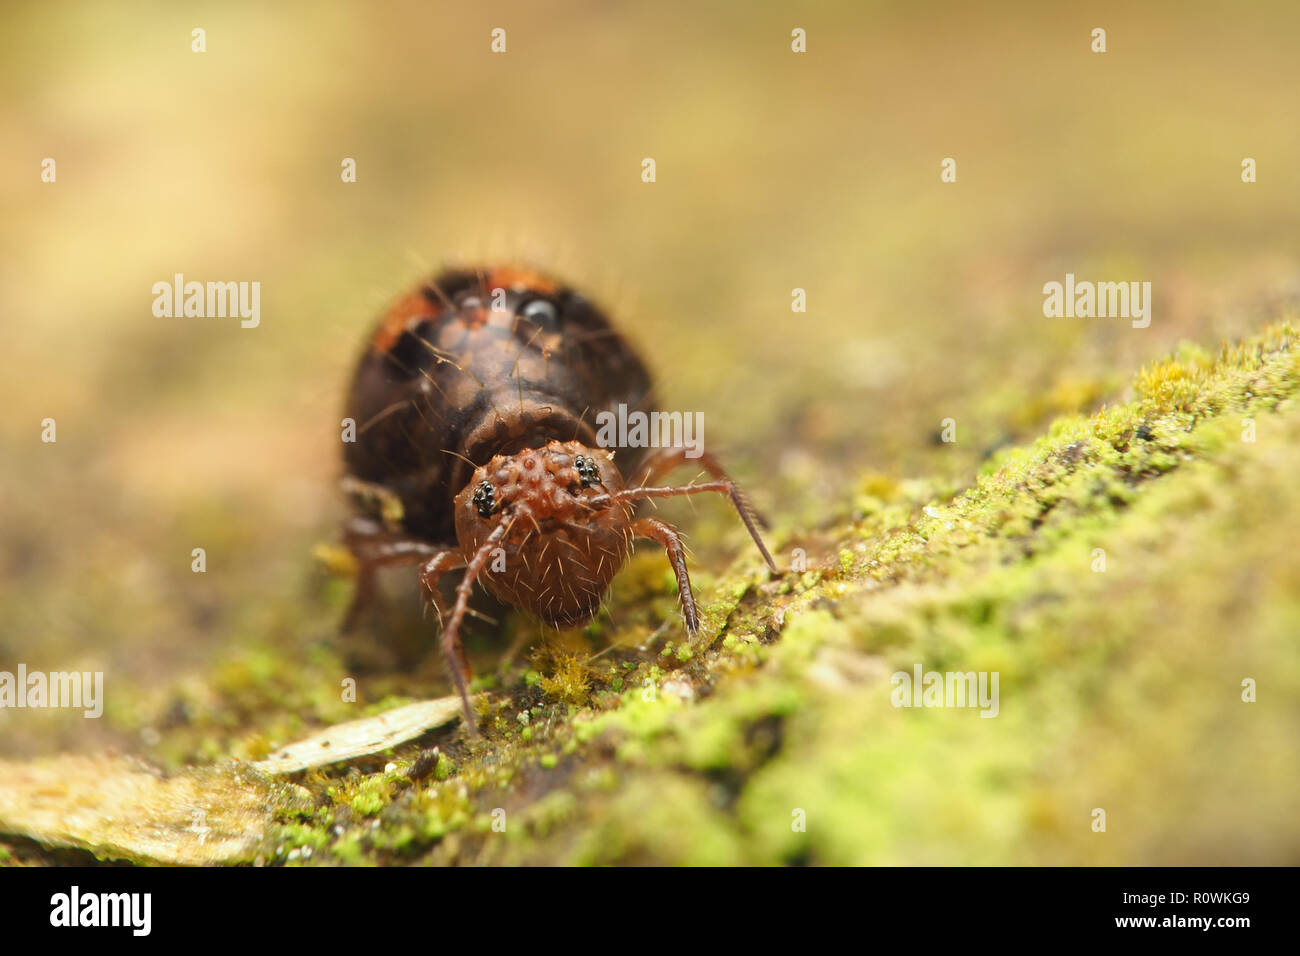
1, 1, 1297, 860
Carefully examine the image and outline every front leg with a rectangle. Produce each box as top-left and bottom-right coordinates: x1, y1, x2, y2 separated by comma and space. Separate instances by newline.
420, 547, 495, 735
591, 480, 777, 574
632, 517, 700, 635
631, 446, 770, 530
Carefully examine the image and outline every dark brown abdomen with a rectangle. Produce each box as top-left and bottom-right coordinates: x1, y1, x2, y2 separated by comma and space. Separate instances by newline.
343, 267, 656, 542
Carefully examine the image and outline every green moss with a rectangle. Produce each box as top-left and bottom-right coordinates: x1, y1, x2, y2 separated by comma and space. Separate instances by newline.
537, 653, 593, 706
276, 821, 331, 856
350, 777, 392, 817
13, 320, 1297, 867
568, 775, 744, 865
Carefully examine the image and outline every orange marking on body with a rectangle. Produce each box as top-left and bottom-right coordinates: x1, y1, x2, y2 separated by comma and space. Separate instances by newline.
370, 289, 442, 353
486, 266, 559, 296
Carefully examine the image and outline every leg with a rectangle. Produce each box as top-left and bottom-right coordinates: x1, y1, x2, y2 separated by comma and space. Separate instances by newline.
422, 523, 508, 737
632, 517, 699, 635
631, 446, 771, 530
415, 549, 473, 728
341, 516, 451, 632
592, 481, 778, 574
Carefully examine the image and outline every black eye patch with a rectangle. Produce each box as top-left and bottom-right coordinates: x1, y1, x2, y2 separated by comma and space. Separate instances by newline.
472, 480, 497, 518
574, 456, 600, 487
